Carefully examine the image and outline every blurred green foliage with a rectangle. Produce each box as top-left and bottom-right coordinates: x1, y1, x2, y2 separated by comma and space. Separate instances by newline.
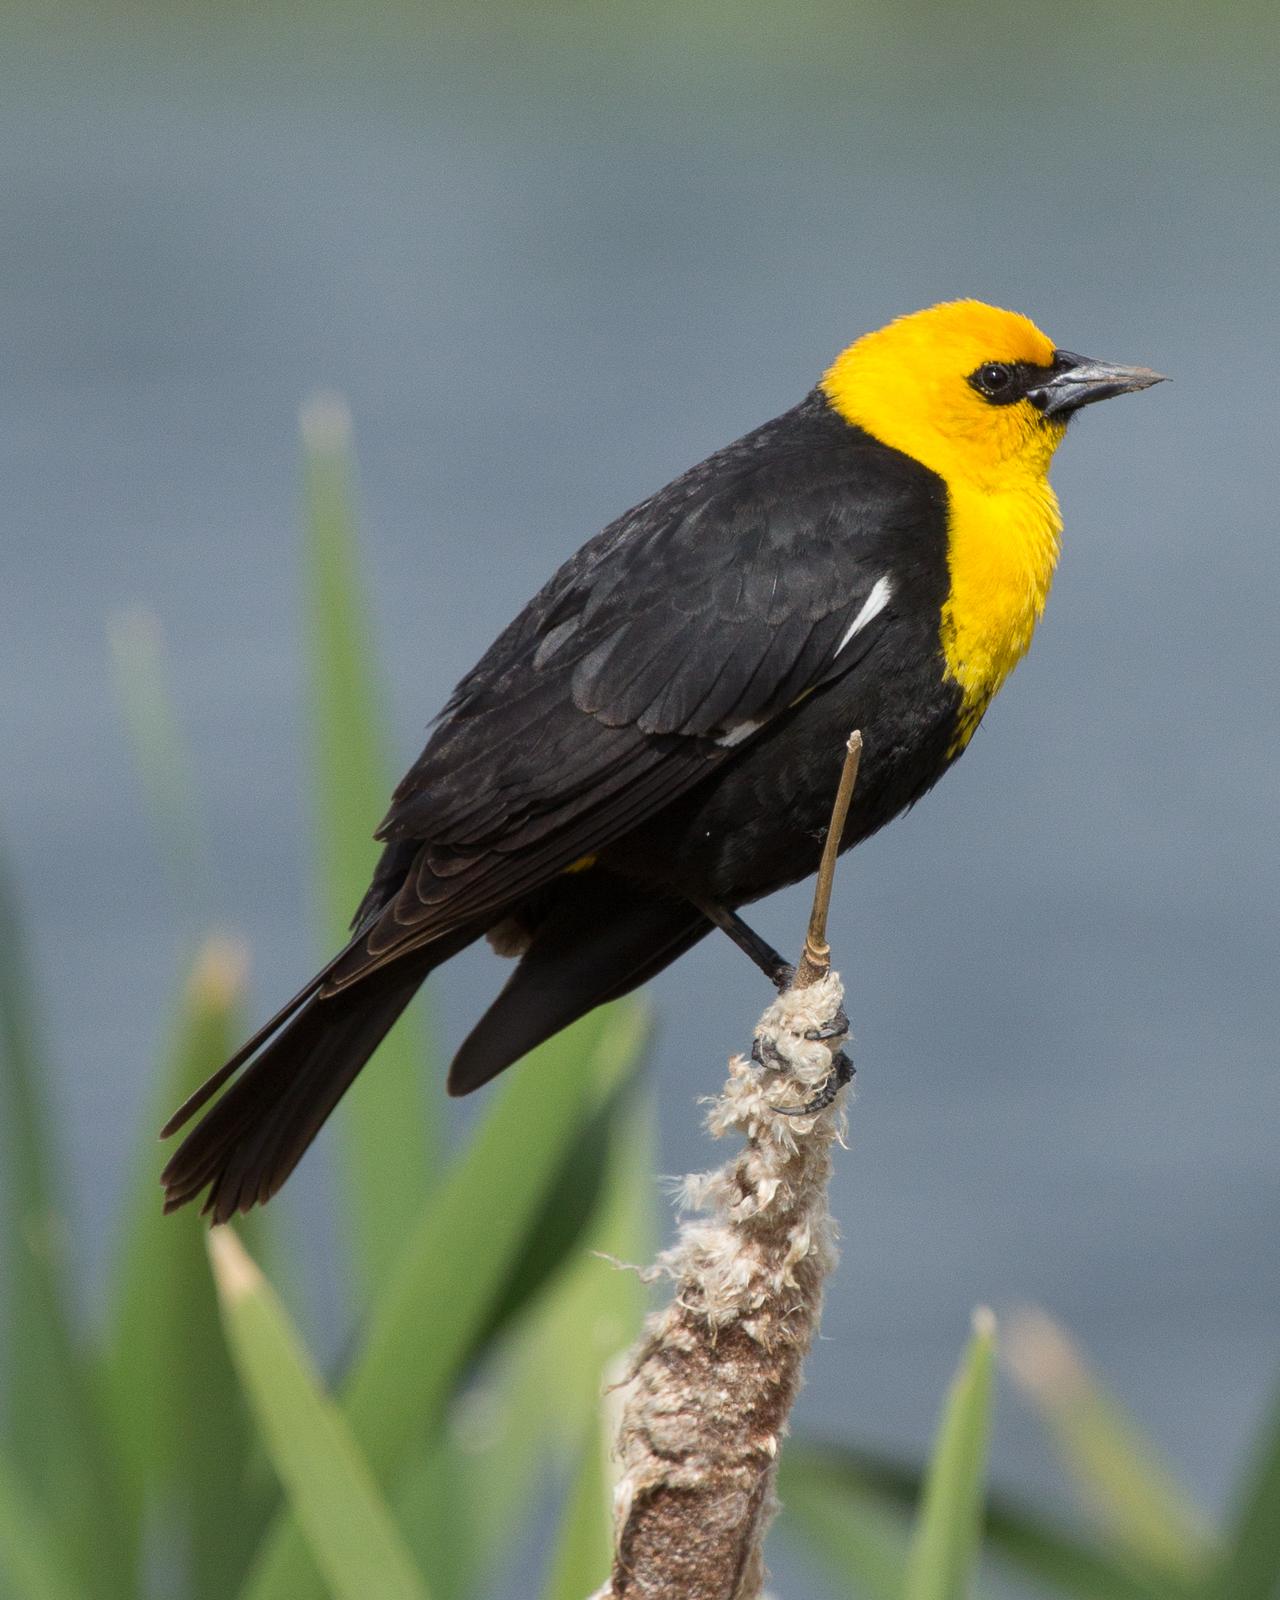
0, 401, 1275, 1599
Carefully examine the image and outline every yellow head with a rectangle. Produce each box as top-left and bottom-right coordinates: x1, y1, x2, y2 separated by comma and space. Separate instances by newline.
823, 301, 1165, 748
821, 299, 1161, 492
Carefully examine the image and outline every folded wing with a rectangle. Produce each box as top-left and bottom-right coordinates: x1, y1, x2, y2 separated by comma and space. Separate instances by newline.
325, 438, 900, 990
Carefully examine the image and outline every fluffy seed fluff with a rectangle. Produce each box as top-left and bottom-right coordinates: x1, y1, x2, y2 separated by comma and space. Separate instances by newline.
598, 969, 850, 1599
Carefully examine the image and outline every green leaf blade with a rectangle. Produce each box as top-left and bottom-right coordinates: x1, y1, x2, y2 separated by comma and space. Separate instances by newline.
300, 391, 438, 1295
1005, 1308, 1211, 1583
104, 936, 273, 1599
211, 1227, 432, 1600
0, 1448, 92, 1600
1208, 1378, 1280, 1600
776, 1448, 908, 1600
781, 1438, 1180, 1600
107, 605, 213, 906
399, 1071, 655, 1600
533, 1092, 656, 1600
0, 855, 133, 1600
539, 1419, 615, 1600
238, 997, 647, 1600
902, 1308, 998, 1600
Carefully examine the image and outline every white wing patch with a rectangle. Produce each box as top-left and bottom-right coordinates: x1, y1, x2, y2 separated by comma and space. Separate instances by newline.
714, 715, 766, 749
835, 575, 892, 657
713, 577, 892, 749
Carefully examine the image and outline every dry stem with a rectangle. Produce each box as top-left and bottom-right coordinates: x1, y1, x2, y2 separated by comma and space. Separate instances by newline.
596, 732, 862, 1599
794, 730, 862, 988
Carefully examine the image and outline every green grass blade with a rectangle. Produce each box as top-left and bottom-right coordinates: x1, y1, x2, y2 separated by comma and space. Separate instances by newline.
0, 855, 133, 1600
982, 1498, 1197, 1600
103, 937, 274, 1599
237, 998, 646, 1600
781, 1441, 1186, 1600
107, 605, 213, 906
1207, 1377, 1280, 1600
0, 1448, 91, 1600
0, 854, 71, 1455
902, 1308, 998, 1600
300, 391, 437, 1295
398, 1073, 655, 1599
534, 1093, 655, 1599
211, 1228, 432, 1600
776, 1449, 908, 1600
390, 1437, 477, 1600
1005, 1309, 1211, 1583
539, 1419, 615, 1600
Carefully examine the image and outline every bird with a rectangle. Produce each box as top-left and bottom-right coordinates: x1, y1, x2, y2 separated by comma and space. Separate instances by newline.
160, 299, 1164, 1221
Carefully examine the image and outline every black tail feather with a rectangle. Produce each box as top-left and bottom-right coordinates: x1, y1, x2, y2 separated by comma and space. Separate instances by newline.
160, 970, 327, 1140
160, 952, 446, 1222
161, 870, 712, 1217
447, 873, 710, 1096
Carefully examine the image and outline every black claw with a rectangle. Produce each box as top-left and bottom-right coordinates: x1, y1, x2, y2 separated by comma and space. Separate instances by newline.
772, 961, 796, 993
804, 1008, 849, 1042
773, 1051, 854, 1118
751, 1033, 787, 1071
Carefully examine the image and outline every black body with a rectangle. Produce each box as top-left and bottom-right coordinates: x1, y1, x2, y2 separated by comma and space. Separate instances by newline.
162, 389, 965, 1219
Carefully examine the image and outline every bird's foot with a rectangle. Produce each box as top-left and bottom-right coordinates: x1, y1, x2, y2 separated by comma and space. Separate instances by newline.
750, 975, 852, 1117
751, 1032, 787, 1072
771, 1050, 854, 1117
804, 1007, 848, 1042
770, 961, 796, 993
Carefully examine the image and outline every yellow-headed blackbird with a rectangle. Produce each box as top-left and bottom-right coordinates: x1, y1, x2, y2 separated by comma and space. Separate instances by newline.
161, 300, 1163, 1220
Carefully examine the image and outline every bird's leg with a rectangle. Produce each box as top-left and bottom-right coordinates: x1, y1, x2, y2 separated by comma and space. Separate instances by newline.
692, 896, 794, 991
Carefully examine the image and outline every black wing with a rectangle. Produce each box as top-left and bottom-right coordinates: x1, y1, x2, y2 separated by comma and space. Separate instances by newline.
325, 396, 925, 988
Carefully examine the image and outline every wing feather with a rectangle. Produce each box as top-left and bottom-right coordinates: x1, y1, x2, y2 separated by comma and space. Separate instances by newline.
331, 398, 915, 988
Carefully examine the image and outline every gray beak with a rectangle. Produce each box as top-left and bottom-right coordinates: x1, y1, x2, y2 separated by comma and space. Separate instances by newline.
1029, 352, 1168, 418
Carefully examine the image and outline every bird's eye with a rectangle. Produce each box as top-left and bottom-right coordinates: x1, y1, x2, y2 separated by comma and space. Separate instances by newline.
967, 361, 1025, 405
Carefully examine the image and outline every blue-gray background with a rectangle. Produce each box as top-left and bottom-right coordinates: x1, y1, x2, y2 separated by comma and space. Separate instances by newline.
1, 2, 1276, 1593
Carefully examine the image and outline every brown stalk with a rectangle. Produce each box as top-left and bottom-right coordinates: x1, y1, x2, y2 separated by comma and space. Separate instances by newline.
595, 731, 863, 1599
793, 728, 862, 990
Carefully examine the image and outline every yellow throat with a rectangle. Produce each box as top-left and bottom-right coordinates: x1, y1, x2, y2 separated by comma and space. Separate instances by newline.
821, 300, 1066, 749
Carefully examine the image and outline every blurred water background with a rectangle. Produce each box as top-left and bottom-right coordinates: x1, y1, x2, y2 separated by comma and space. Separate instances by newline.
0, 2, 1276, 1593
